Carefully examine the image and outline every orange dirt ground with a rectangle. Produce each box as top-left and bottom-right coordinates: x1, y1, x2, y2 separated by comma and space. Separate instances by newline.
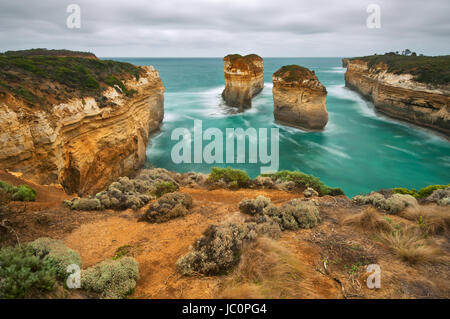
1, 170, 449, 299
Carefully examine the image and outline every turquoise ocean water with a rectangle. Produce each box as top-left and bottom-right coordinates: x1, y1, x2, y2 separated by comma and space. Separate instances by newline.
107, 57, 450, 197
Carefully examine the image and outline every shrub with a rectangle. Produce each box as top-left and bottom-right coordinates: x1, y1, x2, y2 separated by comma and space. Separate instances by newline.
238, 196, 271, 215
261, 170, 344, 196
264, 199, 321, 230
176, 223, 257, 276
153, 181, 178, 197
379, 194, 417, 214
392, 187, 417, 197
30, 237, 82, 280
425, 187, 450, 204
81, 257, 139, 299
0, 181, 36, 202
208, 167, 250, 188
67, 198, 102, 211
91, 169, 177, 211
303, 187, 319, 198
143, 192, 193, 223
0, 244, 58, 298
353, 192, 417, 214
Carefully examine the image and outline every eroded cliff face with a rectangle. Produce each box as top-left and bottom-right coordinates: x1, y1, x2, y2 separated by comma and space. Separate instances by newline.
222, 54, 264, 110
344, 59, 450, 136
0, 66, 164, 195
273, 65, 328, 130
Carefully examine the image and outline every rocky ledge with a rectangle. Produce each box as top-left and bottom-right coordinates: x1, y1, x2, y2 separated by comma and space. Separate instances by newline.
222, 54, 264, 110
344, 56, 450, 136
272, 65, 328, 130
0, 50, 164, 195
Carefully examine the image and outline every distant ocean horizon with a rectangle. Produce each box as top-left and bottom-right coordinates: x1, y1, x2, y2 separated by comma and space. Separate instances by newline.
106, 57, 450, 197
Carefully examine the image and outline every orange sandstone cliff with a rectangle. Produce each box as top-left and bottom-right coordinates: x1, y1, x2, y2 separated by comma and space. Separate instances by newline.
0, 56, 164, 195
273, 65, 328, 130
344, 58, 449, 136
222, 54, 264, 110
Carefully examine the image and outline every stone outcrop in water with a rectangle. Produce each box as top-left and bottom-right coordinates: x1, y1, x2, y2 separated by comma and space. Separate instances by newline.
344, 57, 450, 136
222, 54, 264, 110
0, 55, 164, 195
272, 65, 328, 130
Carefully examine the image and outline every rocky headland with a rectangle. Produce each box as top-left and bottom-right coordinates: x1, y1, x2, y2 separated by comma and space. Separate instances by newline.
222, 54, 264, 110
272, 65, 328, 130
0, 49, 164, 195
344, 55, 450, 136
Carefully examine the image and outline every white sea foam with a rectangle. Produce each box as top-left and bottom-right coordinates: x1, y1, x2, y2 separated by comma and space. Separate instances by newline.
307, 141, 351, 159
384, 144, 418, 157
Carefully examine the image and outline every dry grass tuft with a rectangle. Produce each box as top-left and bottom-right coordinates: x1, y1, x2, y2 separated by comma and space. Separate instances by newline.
218, 237, 306, 299
343, 207, 393, 232
377, 227, 442, 264
400, 205, 450, 235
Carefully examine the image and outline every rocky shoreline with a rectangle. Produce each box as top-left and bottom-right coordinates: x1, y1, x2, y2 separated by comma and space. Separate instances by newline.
0, 52, 165, 195
344, 58, 450, 136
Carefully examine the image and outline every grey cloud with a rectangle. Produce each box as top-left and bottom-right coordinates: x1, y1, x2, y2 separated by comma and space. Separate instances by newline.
0, 0, 448, 57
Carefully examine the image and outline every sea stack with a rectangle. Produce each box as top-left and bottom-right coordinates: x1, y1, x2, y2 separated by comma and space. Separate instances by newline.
272, 65, 328, 130
222, 54, 264, 110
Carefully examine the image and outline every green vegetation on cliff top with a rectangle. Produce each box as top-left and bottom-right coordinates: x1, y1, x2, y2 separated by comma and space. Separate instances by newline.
0, 49, 143, 108
351, 54, 450, 85
273, 65, 316, 82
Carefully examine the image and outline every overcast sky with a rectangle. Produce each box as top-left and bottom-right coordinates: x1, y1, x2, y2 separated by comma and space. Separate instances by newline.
0, 0, 449, 57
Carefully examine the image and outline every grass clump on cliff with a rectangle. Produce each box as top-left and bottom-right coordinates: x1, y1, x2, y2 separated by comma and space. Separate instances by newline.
260, 170, 344, 196
352, 54, 450, 85
218, 237, 305, 299
208, 167, 250, 189
0, 181, 36, 202
0, 49, 144, 107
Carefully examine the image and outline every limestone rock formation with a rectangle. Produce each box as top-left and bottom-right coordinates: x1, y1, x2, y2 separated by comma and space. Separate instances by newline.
0, 64, 164, 195
344, 58, 450, 136
272, 65, 328, 130
222, 54, 264, 110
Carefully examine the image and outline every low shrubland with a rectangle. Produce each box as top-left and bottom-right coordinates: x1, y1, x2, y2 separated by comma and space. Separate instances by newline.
0, 181, 36, 202
0, 50, 144, 108
352, 54, 450, 85
207, 167, 250, 189
392, 184, 449, 200
260, 170, 344, 196
66, 168, 179, 211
